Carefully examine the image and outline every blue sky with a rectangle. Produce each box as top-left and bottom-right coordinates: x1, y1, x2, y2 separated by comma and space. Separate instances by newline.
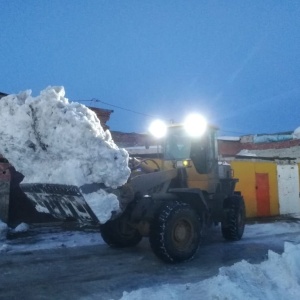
1, 1, 300, 136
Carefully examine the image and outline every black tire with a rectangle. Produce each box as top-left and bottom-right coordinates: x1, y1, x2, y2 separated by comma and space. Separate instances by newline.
100, 215, 142, 248
149, 201, 201, 263
221, 195, 246, 241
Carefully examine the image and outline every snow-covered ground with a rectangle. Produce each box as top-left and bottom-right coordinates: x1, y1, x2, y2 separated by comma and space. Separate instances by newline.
0, 221, 103, 253
1, 219, 300, 300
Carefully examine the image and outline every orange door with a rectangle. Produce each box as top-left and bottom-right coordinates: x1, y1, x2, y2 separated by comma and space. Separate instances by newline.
255, 173, 270, 217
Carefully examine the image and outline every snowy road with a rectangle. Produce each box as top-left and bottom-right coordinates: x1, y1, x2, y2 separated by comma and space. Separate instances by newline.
0, 220, 300, 300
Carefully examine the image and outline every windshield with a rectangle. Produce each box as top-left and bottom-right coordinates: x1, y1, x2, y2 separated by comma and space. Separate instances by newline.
163, 126, 216, 174
164, 127, 191, 160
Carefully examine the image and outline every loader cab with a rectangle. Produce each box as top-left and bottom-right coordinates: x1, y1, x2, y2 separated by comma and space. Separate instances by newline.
164, 124, 218, 175
149, 115, 219, 193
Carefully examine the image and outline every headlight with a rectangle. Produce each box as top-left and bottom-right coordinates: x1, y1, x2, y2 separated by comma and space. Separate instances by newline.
184, 113, 207, 137
175, 159, 192, 168
149, 120, 167, 138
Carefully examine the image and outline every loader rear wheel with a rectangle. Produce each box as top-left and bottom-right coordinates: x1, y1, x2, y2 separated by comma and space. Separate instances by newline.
149, 201, 201, 263
100, 215, 142, 248
221, 195, 246, 241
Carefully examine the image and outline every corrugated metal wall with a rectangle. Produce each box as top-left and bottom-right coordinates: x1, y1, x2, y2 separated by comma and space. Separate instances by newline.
230, 161, 279, 218
277, 164, 300, 215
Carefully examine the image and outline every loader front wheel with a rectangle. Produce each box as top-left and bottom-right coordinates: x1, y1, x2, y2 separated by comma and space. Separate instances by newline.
149, 201, 201, 263
221, 195, 246, 241
100, 215, 142, 248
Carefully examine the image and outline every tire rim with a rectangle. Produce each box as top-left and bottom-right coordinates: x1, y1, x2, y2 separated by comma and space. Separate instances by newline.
172, 219, 193, 250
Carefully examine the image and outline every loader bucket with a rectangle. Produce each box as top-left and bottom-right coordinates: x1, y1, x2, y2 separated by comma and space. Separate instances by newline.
20, 183, 99, 224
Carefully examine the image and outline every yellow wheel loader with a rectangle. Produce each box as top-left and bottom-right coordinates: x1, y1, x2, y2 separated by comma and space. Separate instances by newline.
20, 114, 246, 263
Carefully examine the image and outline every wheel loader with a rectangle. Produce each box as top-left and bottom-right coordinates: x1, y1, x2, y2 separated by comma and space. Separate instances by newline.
20, 115, 246, 263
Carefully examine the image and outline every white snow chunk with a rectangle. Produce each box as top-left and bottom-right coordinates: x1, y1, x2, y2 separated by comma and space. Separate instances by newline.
35, 204, 50, 214
14, 222, 30, 233
83, 189, 120, 224
0, 243, 10, 253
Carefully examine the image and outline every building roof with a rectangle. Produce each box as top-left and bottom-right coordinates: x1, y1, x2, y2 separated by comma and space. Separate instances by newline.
88, 106, 114, 130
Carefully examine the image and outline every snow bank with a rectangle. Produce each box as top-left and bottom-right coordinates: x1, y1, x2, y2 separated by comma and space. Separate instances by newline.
0, 87, 131, 223
217, 136, 240, 142
120, 242, 300, 300
237, 149, 257, 157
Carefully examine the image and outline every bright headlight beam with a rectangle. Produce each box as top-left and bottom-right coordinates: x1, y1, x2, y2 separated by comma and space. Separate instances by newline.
149, 120, 167, 138
184, 113, 207, 137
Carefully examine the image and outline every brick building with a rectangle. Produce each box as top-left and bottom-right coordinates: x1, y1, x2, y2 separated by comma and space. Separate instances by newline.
88, 107, 113, 130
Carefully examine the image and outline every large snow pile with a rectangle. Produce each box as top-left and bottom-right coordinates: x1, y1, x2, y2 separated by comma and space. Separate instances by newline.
0, 87, 131, 223
120, 242, 300, 300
